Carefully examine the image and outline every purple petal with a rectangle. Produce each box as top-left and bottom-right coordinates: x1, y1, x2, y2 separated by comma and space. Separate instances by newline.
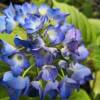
64, 26, 82, 44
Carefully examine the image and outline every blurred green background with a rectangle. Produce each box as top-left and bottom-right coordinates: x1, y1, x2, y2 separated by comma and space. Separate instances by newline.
0, 0, 100, 100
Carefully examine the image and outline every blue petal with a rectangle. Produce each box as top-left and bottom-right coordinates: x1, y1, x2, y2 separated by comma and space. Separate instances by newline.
38, 65, 58, 81
60, 23, 71, 33
45, 26, 65, 45
72, 45, 89, 61
0, 16, 6, 33
2, 71, 30, 99
32, 48, 54, 67
14, 4, 27, 25
58, 60, 68, 69
10, 66, 23, 76
48, 8, 60, 17
0, 76, 21, 100
1, 52, 29, 76
22, 3, 38, 15
10, 53, 30, 69
0, 40, 17, 56
23, 15, 44, 34
44, 81, 58, 99
30, 81, 43, 100
38, 4, 50, 16
5, 17, 16, 34
31, 36, 45, 50
14, 4, 26, 17
48, 8, 69, 24
64, 26, 82, 44
67, 40, 79, 53
8, 89, 21, 100
71, 63, 92, 84
15, 15, 25, 26
44, 47, 59, 58
14, 35, 45, 50
14, 35, 34, 49
3, 71, 29, 90
3, 53, 29, 75
59, 76, 79, 100
61, 47, 71, 57
3, 3, 15, 18
22, 77, 30, 95
54, 13, 68, 24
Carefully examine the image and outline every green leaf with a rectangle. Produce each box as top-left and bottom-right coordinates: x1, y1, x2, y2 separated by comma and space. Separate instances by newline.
89, 19, 100, 46
96, 36, 100, 46
0, 86, 9, 100
20, 96, 39, 100
94, 94, 100, 100
69, 89, 90, 100
0, 26, 27, 45
88, 46, 100, 70
31, 0, 45, 6
53, 0, 97, 44
92, 71, 100, 98
0, 61, 9, 77
0, 97, 9, 100
89, 19, 100, 36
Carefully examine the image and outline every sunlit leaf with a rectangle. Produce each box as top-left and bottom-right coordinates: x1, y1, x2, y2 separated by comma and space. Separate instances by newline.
69, 89, 90, 100
0, 26, 27, 45
92, 71, 100, 97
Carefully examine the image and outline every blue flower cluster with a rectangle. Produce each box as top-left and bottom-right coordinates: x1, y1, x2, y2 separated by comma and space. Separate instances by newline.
0, 2, 93, 100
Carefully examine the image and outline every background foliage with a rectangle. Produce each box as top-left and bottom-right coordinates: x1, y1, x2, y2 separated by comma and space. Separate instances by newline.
57, 0, 100, 18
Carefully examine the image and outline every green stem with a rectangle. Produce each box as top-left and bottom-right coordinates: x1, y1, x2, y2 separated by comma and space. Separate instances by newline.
18, 47, 25, 51
58, 74, 63, 79
92, 71, 98, 93
22, 64, 34, 77
61, 69, 65, 77
36, 67, 39, 75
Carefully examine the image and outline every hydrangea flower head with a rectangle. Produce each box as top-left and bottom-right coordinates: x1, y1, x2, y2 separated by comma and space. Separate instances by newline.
0, 2, 93, 100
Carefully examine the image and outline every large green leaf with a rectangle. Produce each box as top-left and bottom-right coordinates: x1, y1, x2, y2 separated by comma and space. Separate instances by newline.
53, 0, 97, 45
96, 36, 100, 46
91, 71, 100, 100
69, 89, 90, 100
89, 19, 100, 46
89, 19, 100, 36
88, 46, 100, 70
